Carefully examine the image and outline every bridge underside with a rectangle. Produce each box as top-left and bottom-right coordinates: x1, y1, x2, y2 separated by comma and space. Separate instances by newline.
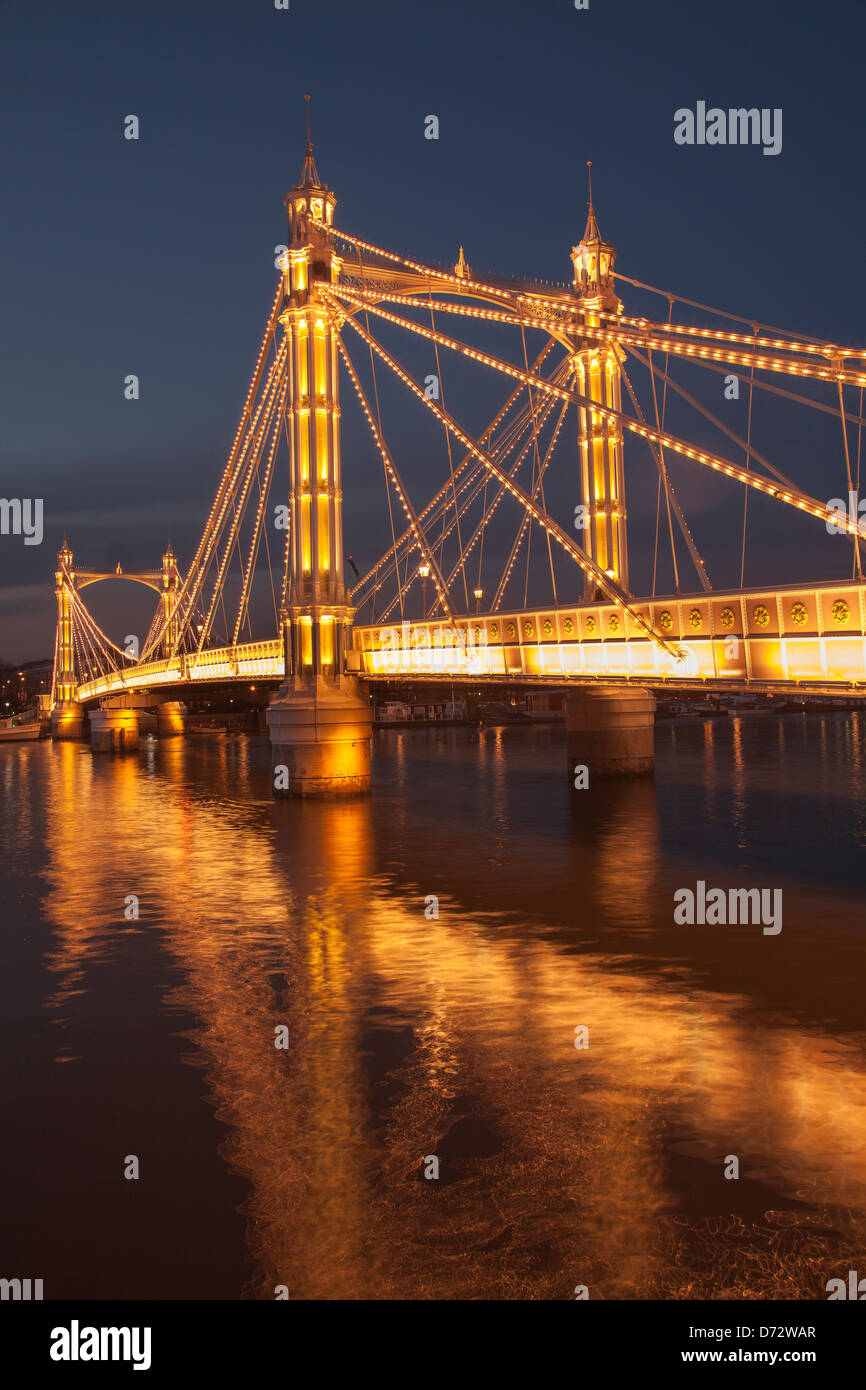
71, 578, 866, 705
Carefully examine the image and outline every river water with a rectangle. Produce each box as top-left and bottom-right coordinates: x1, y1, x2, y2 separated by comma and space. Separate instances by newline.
1, 713, 864, 1300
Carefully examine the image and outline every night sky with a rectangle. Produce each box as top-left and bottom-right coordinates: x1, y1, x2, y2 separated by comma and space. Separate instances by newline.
2, 0, 865, 661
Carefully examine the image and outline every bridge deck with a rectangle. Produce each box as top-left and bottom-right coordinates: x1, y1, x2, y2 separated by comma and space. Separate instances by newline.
72, 579, 866, 704
354, 579, 866, 689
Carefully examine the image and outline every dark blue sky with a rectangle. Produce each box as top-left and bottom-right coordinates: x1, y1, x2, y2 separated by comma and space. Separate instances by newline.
2, 0, 865, 660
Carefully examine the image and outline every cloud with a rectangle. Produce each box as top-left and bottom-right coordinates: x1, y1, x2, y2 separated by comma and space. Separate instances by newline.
53, 503, 204, 528
0, 583, 49, 609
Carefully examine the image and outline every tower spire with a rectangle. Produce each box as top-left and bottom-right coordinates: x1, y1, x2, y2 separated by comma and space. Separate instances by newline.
583, 160, 601, 242
571, 159, 617, 310
285, 94, 336, 245
298, 91, 321, 188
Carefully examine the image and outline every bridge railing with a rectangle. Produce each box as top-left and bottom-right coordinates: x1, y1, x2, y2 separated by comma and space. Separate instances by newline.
75, 639, 284, 703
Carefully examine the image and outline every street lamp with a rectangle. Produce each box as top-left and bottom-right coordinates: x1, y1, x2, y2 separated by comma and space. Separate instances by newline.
474, 587, 483, 614
419, 563, 430, 617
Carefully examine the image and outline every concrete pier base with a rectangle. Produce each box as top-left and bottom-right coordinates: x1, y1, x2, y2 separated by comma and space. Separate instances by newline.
50, 702, 86, 740
157, 701, 187, 737
267, 676, 372, 797
565, 685, 656, 781
89, 707, 140, 753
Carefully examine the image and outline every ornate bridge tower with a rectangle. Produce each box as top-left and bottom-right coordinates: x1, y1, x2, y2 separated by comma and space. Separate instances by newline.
160, 541, 180, 656
565, 172, 655, 779
570, 169, 629, 600
267, 108, 372, 795
50, 537, 85, 738
49, 538, 186, 743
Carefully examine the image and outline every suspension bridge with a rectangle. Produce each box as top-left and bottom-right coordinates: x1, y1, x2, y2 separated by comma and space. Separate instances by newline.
50, 110, 866, 791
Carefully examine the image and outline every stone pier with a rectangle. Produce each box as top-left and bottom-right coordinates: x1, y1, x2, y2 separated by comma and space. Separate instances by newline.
268, 675, 372, 797
157, 701, 187, 737
89, 706, 140, 753
50, 702, 86, 740
565, 685, 656, 781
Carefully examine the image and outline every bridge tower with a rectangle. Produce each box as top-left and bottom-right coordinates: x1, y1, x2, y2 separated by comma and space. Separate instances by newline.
160, 541, 180, 657
565, 171, 656, 777
50, 538, 84, 738
570, 168, 629, 600
266, 105, 372, 795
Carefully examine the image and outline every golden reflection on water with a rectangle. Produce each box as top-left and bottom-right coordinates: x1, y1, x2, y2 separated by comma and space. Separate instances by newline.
32, 729, 866, 1299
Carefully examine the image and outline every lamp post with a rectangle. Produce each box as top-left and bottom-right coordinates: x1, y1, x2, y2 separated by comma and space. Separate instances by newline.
419, 563, 430, 617
474, 587, 483, 614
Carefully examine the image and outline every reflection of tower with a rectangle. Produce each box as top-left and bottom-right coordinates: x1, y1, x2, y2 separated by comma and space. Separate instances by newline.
568, 775, 660, 924
50, 538, 84, 738
570, 164, 629, 600
268, 97, 372, 796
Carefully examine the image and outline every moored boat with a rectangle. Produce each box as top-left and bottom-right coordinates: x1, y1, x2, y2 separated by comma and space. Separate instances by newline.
0, 719, 41, 742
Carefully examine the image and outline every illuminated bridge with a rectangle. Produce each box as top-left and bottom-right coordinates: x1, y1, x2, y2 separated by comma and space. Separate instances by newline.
51, 112, 866, 791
